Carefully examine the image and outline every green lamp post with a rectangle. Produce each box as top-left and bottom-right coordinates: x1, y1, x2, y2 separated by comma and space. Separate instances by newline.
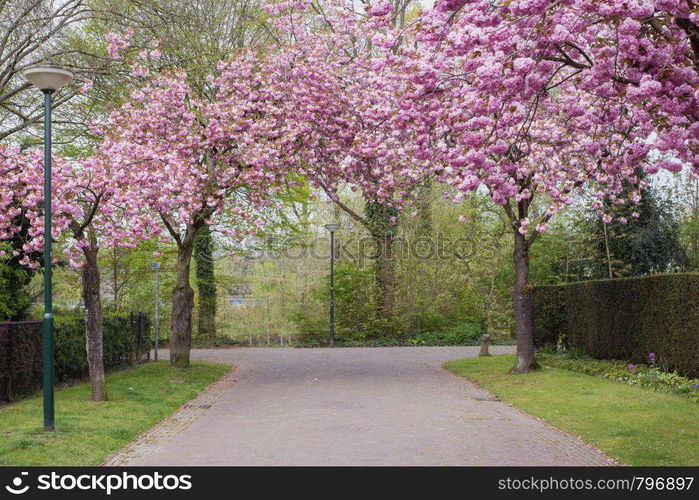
23, 65, 74, 431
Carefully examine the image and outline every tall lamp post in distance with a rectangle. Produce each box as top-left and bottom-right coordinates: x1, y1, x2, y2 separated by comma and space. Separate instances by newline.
23, 65, 74, 431
323, 224, 340, 346
151, 262, 161, 361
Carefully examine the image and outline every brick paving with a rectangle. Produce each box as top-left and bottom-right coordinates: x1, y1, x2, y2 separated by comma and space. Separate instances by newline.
104, 346, 616, 466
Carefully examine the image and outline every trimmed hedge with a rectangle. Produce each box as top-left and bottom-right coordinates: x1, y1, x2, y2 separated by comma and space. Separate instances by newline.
1, 311, 151, 401
533, 273, 699, 376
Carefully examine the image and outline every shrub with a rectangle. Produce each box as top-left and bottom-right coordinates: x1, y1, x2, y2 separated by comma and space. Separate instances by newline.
533, 273, 699, 376
414, 321, 485, 345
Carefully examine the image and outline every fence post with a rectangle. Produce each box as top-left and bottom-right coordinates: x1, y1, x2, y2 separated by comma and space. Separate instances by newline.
129, 312, 135, 366
138, 313, 143, 362
4, 323, 13, 402
146, 311, 151, 361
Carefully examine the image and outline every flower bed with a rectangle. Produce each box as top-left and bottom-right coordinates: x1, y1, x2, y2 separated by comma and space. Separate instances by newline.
537, 349, 699, 402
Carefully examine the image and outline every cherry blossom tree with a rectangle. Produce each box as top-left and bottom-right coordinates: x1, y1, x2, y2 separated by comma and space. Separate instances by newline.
0, 146, 156, 400
101, 63, 285, 367
219, 0, 433, 321
389, 0, 698, 372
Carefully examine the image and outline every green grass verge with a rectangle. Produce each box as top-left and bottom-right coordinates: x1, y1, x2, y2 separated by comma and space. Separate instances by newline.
445, 354, 699, 466
0, 361, 231, 466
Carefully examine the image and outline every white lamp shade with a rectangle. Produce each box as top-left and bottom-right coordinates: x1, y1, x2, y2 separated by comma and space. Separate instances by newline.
23, 65, 74, 91
324, 223, 340, 233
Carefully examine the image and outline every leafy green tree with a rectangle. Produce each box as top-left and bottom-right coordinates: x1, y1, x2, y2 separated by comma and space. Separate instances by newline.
677, 176, 699, 270
590, 183, 688, 278
0, 256, 34, 321
0, 213, 40, 321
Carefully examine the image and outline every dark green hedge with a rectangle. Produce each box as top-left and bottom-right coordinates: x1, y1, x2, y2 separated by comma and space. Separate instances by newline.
532, 273, 699, 376
1, 311, 151, 401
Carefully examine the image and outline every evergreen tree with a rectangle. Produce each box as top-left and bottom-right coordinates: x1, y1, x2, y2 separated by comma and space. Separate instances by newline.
591, 182, 688, 278
0, 212, 39, 321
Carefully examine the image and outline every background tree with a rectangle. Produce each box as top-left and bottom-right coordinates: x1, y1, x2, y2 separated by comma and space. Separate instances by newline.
588, 181, 688, 278
0, 0, 89, 142
0, 216, 38, 320
674, 175, 699, 270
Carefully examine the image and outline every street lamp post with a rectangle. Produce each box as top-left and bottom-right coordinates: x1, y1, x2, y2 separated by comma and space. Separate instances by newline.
323, 224, 340, 345
23, 65, 74, 431
151, 262, 161, 361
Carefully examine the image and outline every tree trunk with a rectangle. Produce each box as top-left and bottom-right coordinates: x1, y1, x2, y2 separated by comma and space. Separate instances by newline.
365, 200, 397, 322
171, 240, 195, 368
373, 232, 396, 320
511, 230, 539, 374
194, 223, 217, 345
82, 244, 107, 401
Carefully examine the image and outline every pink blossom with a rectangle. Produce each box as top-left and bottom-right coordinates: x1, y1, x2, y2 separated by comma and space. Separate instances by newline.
79, 80, 93, 95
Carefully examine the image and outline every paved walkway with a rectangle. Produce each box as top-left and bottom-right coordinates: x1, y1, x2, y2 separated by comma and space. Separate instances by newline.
105, 346, 615, 466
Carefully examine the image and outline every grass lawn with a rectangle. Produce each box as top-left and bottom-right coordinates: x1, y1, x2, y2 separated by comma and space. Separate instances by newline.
445, 354, 698, 466
0, 361, 230, 466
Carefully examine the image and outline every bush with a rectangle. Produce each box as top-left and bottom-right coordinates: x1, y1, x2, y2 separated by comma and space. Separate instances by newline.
533, 273, 699, 376
1, 311, 151, 401
412, 321, 485, 345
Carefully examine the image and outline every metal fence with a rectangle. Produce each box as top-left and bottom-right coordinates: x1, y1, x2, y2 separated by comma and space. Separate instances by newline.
0, 320, 42, 402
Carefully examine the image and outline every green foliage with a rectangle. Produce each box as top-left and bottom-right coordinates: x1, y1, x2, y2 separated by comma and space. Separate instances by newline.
293, 320, 501, 347
563, 345, 590, 361
221, 187, 516, 345
532, 273, 699, 376
365, 201, 398, 238
0, 321, 42, 401
589, 182, 688, 278
92, 241, 176, 341
409, 321, 485, 345
677, 177, 699, 270
0, 261, 33, 321
297, 260, 384, 343
0, 222, 40, 321
531, 285, 566, 347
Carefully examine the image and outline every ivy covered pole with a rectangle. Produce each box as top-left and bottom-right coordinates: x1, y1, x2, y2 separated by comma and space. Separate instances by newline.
324, 224, 340, 345
22, 65, 74, 430
194, 224, 217, 345
151, 262, 161, 361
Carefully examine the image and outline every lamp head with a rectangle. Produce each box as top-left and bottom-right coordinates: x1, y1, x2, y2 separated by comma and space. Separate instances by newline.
324, 223, 340, 233
23, 65, 74, 92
